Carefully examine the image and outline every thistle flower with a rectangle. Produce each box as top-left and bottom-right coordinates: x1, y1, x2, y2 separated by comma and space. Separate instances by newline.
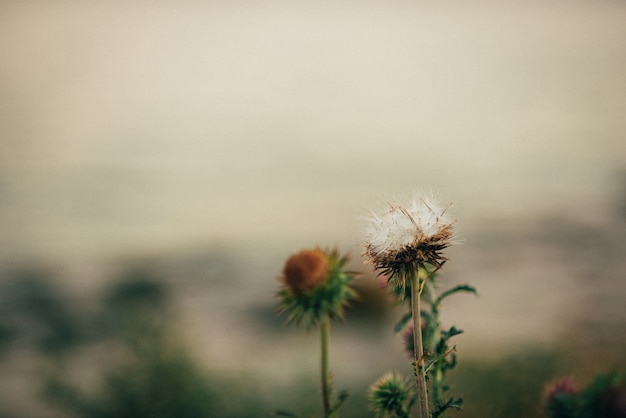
544, 377, 579, 418
369, 372, 412, 418
363, 194, 454, 418
363, 195, 454, 287
545, 377, 579, 400
544, 372, 626, 418
277, 248, 356, 328
276, 248, 357, 417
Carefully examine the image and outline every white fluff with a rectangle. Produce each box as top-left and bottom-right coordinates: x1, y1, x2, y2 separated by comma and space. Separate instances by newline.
364, 195, 452, 256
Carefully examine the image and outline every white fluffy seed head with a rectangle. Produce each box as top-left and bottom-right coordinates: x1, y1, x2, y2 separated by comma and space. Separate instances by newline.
364, 195, 453, 258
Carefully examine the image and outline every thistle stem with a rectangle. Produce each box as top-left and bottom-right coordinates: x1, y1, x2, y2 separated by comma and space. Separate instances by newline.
321, 315, 332, 417
424, 280, 444, 409
411, 271, 430, 418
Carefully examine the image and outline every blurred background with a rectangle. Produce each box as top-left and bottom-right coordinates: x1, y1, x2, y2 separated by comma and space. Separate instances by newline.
1, 1, 625, 417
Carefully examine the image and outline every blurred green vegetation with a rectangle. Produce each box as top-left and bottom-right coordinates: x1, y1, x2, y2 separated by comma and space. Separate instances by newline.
453, 350, 562, 418
0, 266, 623, 417
0, 270, 81, 357
0, 267, 272, 418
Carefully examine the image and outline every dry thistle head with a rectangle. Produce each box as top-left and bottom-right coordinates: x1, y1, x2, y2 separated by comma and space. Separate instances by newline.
282, 249, 329, 295
363, 195, 454, 287
277, 248, 357, 328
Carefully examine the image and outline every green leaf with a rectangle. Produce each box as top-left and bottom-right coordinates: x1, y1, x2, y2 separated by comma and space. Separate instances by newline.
394, 311, 413, 334
434, 285, 477, 309
432, 397, 463, 417
442, 326, 464, 341
330, 389, 349, 414
442, 352, 458, 372
436, 327, 463, 355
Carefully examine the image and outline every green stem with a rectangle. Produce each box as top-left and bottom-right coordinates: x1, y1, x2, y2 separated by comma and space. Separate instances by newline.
411, 271, 430, 418
424, 280, 444, 410
434, 361, 444, 411
321, 315, 332, 417
422, 278, 438, 353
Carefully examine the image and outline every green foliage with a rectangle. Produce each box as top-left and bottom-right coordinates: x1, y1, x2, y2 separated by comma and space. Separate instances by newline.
455, 350, 562, 418
89, 350, 214, 418
427, 322, 463, 417
0, 271, 269, 418
100, 271, 169, 349
547, 392, 579, 418
433, 285, 477, 311
432, 398, 463, 418
544, 370, 626, 418
0, 270, 80, 356
0, 320, 18, 355
578, 371, 625, 418
275, 410, 302, 417
372, 263, 475, 418
417, 267, 477, 417
45, 345, 272, 418
330, 389, 350, 415
394, 311, 413, 334
40, 270, 221, 418
104, 271, 167, 313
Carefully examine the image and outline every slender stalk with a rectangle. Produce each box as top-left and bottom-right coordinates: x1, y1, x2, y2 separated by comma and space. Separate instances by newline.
411, 271, 430, 418
424, 280, 443, 409
320, 315, 332, 417
422, 279, 438, 352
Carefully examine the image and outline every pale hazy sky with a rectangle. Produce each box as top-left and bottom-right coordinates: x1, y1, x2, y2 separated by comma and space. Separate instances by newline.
1, 1, 625, 264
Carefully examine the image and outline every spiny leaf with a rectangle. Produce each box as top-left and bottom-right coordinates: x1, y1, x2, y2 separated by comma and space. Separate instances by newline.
441, 326, 463, 342
432, 397, 463, 417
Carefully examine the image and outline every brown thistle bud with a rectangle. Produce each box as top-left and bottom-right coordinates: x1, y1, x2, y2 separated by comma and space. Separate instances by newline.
282, 249, 329, 295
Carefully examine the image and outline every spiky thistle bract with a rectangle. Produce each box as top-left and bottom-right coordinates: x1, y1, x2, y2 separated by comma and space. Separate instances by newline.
369, 372, 414, 418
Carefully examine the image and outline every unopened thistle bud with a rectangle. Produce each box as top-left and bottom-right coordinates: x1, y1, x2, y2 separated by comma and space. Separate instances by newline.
363, 195, 454, 289
369, 372, 412, 418
283, 249, 329, 295
277, 248, 356, 328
